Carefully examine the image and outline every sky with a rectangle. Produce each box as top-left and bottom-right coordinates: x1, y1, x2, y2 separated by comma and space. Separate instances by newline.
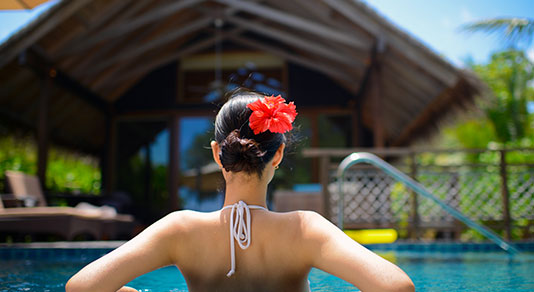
0, 0, 58, 43
361, 0, 534, 66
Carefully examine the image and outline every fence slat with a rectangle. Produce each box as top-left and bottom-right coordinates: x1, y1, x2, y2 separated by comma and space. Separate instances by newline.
409, 152, 419, 239
500, 150, 512, 240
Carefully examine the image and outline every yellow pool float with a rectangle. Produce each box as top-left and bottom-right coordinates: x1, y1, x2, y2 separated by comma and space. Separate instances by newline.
344, 229, 398, 244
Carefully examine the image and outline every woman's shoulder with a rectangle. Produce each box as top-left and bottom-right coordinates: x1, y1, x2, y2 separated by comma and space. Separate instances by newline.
163, 209, 220, 230
266, 210, 333, 240
271, 209, 329, 225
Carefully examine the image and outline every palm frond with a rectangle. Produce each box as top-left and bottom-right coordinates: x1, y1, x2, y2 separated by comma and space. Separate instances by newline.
461, 18, 534, 47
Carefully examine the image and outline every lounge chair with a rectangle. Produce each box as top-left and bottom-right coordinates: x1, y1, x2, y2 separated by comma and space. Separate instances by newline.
0, 171, 134, 240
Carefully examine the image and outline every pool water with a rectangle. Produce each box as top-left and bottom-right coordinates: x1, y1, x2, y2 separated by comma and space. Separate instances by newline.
1, 247, 533, 291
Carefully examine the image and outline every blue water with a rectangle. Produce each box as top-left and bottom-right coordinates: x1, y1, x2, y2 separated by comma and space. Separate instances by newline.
1, 249, 533, 291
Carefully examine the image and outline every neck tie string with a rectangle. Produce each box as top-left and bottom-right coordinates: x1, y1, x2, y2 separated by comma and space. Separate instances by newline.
222, 200, 267, 277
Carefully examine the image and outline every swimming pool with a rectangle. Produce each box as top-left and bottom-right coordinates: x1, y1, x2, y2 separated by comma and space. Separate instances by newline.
1, 242, 533, 291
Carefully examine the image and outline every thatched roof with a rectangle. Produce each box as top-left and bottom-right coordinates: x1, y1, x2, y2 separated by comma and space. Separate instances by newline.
0, 0, 483, 155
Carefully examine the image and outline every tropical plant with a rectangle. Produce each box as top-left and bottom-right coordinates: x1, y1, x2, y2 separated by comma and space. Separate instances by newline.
462, 17, 534, 48
0, 134, 101, 195
473, 50, 534, 144
461, 16, 534, 145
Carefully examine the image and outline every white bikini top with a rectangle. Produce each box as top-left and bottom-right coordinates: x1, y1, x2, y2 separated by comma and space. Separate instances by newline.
221, 200, 268, 277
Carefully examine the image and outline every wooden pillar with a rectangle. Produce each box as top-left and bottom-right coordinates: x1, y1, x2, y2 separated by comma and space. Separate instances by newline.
144, 143, 152, 212
351, 108, 360, 147
408, 152, 419, 239
499, 149, 512, 240
282, 62, 289, 93
310, 113, 320, 183
371, 63, 385, 148
176, 61, 185, 103
37, 74, 52, 192
168, 115, 180, 211
319, 156, 331, 219
103, 114, 117, 196
371, 39, 386, 149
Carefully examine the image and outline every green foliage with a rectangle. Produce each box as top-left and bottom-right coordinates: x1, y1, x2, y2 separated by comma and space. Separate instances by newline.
437, 50, 534, 153
424, 48, 534, 241
46, 148, 101, 194
0, 135, 36, 192
472, 50, 534, 144
0, 135, 100, 195
462, 17, 534, 48
444, 119, 496, 149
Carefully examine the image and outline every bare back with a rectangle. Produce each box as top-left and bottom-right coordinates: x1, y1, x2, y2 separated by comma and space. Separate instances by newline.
66, 208, 414, 292
171, 209, 311, 292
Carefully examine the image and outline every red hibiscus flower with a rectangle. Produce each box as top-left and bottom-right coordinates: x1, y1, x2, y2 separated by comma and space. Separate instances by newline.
247, 95, 298, 135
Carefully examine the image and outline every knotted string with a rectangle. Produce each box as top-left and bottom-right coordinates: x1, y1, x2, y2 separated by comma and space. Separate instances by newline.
222, 200, 267, 277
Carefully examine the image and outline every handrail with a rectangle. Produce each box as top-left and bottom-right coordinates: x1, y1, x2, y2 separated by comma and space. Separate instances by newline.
337, 152, 519, 254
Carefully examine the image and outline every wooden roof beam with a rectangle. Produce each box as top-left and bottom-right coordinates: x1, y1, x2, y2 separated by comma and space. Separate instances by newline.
56, 0, 205, 56
95, 32, 205, 99
47, 0, 135, 55
391, 79, 464, 146
321, 0, 458, 87
20, 47, 110, 114
57, 0, 154, 69
226, 16, 364, 70
80, 17, 213, 78
214, 0, 369, 51
83, 1, 246, 91
74, 0, 135, 37
104, 27, 246, 90
75, 22, 162, 82
83, 13, 195, 91
290, 0, 371, 58
228, 35, 359, 93
0, 0, 92, 68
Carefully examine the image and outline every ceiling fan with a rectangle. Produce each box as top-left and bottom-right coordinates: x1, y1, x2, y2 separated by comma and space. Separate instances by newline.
186, 18, 227, 102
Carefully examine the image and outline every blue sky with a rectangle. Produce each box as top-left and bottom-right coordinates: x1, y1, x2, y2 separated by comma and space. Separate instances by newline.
0, 0, 58, 43
361, 0, 534, 65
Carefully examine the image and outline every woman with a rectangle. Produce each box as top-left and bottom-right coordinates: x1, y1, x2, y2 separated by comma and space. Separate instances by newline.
66, 90, 414, 292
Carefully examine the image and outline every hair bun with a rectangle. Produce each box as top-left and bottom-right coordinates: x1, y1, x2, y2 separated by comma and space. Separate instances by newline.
219, 130, 266, 173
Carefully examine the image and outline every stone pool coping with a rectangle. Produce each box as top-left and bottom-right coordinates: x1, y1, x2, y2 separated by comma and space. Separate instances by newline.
1, 241, 533, 251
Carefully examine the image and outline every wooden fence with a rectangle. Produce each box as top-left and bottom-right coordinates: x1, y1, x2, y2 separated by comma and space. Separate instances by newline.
303, 147, 534, 241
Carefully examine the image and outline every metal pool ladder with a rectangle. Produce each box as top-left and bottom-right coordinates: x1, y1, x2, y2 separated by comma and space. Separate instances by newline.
337, 152, 519, 254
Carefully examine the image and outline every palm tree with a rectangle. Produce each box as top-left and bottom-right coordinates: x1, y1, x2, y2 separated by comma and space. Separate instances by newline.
462, 18, 534, 48
462, 18, 534, 144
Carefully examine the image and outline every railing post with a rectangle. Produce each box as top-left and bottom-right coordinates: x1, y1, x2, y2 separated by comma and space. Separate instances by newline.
319, 156, 331, 220
499, 149, 512, 240
449, 172, 462, 240
409, 151, 419, 239
37, 74, 51, 196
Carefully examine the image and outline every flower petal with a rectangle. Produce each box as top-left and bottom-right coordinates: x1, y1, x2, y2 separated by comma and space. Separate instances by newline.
248, 95, 298, 134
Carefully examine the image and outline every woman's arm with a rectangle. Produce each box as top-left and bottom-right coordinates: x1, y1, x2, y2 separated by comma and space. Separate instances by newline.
300, 211, 415, 292
66, 212, 184, 292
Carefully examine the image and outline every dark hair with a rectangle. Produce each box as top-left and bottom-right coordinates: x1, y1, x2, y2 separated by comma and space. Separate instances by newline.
215, 89, 287, 176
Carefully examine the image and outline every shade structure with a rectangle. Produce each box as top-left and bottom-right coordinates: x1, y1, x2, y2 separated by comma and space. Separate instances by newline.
0, 0, 485, 155
0, 0, 486, 205
0, 0, 49, 10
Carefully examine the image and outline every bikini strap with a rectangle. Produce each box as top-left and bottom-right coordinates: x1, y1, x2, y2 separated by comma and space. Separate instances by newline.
222, 200, 267, 277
